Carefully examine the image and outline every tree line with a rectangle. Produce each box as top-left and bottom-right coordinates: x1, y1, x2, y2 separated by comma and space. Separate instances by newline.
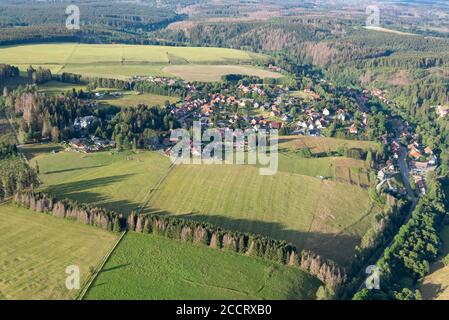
0, 152, 39, 201
0, 64, 19, 87
13, 191, 122, 232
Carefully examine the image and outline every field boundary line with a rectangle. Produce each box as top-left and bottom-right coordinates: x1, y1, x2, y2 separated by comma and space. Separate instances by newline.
77, 230, 127, 300
58, 43, 79, 74
136, 158, 178, 214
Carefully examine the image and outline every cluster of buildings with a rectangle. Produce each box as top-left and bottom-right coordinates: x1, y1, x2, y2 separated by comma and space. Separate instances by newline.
129, 76, 177, 86
74, 116, 97, 130
68, 137, 116, 153
377, 123, 438, 196
167, 82, 365, 139
407, 141, 437, 194
238, 83, 266, 96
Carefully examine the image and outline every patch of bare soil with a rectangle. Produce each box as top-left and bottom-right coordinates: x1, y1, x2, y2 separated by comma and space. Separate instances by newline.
388, 69, 411, 86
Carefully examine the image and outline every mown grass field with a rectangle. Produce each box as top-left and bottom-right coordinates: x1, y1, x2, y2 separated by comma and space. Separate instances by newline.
162, 65, 283, 82
421, 225, 449, 300
37, 80, 87, 95
0, 43, 280, 81
147, 164, 377, 265
24, 145, 378, 265
99, 92, 179, 108
25, 148, 172, 215
0, 203, 118, 300
85, 232, 320, 300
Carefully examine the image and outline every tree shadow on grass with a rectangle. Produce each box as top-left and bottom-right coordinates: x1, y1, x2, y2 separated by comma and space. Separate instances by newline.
101, 263, 131, 273
420, 282, 447, 300
44, 164, 106, 175
42, 174, 141, 215
144, 208, 359, 266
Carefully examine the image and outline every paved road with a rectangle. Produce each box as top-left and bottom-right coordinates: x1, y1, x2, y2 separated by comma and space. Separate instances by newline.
398, 145, 414, 198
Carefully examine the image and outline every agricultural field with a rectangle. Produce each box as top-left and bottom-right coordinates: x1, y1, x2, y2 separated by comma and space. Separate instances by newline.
25, 148, 172, 215
0, 43, 281, 82
421, 225, 449, 300
162, 65, 283, 82
147, 164, 378, 265
85, 232, 321, 300
37, 80, 87, 96
0, 203, 118, 300
23, 145, 377, 265
98, 92, 179, 108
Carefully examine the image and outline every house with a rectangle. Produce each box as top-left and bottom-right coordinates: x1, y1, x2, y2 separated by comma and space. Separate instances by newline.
94, 92, 105, 99
269, 121, 283, 129
322, 108, 330, 116
349, 124, 358, 134
428, 155, 437, 166
377, 169, 386, 181
337, 109, 346, 122
436, 105, 449, 118
362, 113, 368, 127
424, 146, 433, 155
412, 161, 428, 171
74, 116, 96, 130
409, 147, 423, 160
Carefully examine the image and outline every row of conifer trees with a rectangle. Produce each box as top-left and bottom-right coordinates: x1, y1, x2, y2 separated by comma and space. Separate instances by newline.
13, 190, 346, 288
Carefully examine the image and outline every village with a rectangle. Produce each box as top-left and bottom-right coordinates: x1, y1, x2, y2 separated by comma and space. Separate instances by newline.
59, 74, 385, 161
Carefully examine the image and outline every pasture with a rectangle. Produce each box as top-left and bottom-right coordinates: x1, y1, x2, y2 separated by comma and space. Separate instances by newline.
0, 203, 118, 300
162, 65, 283, 82
99, 92, 179, 108
84, 232, 321, 300
26, 148, 172, 215
147, 164, 378, 265
24, 145, 378, 265
0, 43, 281, 82
38, 80, 87, 95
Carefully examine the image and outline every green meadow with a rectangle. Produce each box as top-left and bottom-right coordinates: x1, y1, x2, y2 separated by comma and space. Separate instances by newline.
85, 232, 321, 300
26, 148, 172, 215
147, 164, 377, 265
25, 145, 379, 265
0, 43, 281, 82
0, 203, 118, 300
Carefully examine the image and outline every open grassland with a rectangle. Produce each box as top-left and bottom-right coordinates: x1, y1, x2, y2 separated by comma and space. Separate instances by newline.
279, 136, 381, 155
277, 152, 369, 186
421, 225, 449, 300
0, 203, 118, 300
147, 164, 377, 265
0, 43, 279, 81
38, 80, 87, 95
24, 146, 377, 264
85, 232, 320, 300
25, 148, 172, 215
162, 65, 283, 82
99, 92, 179, 108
